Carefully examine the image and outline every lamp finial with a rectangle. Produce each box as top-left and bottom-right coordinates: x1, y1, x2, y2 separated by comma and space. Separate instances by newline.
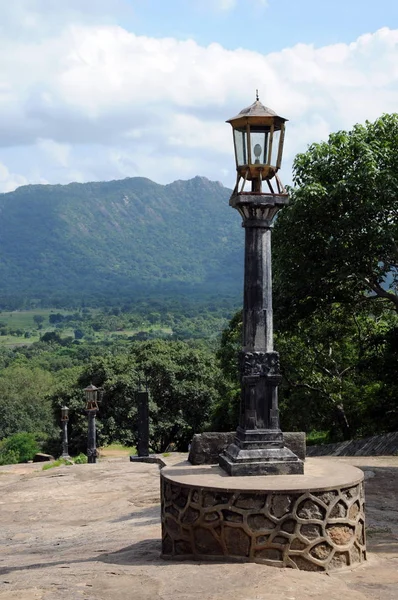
256, 89, 259, 101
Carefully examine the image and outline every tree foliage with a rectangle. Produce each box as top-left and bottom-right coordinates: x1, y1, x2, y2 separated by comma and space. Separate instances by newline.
216, 114, 398, 441
273, 114, 398, 323
50, 339, 222, 455
0, 433, 39, 465
0, 365, 55, 439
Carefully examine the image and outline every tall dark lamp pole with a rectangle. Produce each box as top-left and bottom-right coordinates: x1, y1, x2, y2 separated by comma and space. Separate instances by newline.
84, 384, 100, 464
219, 93, 303, 476
60, 405, 70, 459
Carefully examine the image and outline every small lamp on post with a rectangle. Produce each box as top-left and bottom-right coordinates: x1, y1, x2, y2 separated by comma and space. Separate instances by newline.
84, 384, 100, 464
60, 405, 70, 459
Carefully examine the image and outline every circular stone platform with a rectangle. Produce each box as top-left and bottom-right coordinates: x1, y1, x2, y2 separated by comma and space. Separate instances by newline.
160, 458, 366, 571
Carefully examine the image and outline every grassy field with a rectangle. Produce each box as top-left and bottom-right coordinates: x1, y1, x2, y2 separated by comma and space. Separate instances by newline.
0, 308, 173, 348
99, 443, 137, 457
0, 308, 75, 329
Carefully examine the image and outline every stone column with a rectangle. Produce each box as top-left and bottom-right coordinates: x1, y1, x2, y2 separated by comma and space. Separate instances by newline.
219, 193, 303, 476
61, 420, 70, 459
87, 410, 97, 464
137, 390, 150, 457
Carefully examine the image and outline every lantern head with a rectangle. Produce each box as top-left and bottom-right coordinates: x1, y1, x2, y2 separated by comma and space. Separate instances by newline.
84, 384, 99, 411
227, 93, 287, 194
61, 405, 69, 421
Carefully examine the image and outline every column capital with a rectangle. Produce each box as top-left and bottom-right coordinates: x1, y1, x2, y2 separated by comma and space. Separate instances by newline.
230, 192, 289, 227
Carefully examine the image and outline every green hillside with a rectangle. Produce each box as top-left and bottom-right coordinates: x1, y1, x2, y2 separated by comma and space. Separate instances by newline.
0, 176, 243, 307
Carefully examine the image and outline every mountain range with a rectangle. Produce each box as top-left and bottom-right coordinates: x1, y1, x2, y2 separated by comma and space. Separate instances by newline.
0, 176, 243, 307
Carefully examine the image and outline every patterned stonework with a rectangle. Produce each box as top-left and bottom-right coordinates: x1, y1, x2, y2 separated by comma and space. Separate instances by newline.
239, 351, 281, 379
161, 475, 366, 571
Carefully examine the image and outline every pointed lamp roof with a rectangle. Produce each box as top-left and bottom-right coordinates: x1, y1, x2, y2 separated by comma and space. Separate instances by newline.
226, 93, 287, 127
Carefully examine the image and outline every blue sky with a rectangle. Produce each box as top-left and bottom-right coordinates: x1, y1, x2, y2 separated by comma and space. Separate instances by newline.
0, 0, 397, 192
123, 0, 398, 52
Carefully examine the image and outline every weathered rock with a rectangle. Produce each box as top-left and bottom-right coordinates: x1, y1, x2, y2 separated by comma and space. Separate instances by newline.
188, 432, 235, 465
283, 432, 307, 461
193, 527, 223, 555
270, 495, 292, 518
33, 453, 55, 462
188, 431, 306, 465
129, 455, 166, 467
248, 514, 275, 531
297, 500, 325, 520
300, 523, 322, 540
327, 525, 355, 546
224, 526, 250, 557
310, 543, 333, 560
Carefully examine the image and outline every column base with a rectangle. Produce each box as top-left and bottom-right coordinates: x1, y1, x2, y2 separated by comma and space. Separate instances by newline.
219, 429, 304, 476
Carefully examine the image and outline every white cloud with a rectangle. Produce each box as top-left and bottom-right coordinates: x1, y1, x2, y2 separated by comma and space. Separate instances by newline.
0, 9, 397, 192
210, 0, 268, 12
216, 0, 237, 10
37, 139, 71, 167
0, 161, 28, 193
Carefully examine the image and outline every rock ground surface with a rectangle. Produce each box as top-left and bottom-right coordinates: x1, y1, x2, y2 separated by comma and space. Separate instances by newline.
0, 453, 398, 600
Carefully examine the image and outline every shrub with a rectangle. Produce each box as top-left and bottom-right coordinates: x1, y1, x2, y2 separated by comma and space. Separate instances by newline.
42, 458, 73, 471
0, 432, 39, 463
73, 453, 88, 464
0, 449, 19, 466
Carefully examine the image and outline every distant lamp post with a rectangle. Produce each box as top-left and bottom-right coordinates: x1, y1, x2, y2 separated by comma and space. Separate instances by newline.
84, 384, 101, 464
60, 405, 70, 459
136, 378, 149, 457
219, 92, 303, 476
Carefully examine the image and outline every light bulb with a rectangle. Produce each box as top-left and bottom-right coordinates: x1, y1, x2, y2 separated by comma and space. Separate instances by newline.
254, 143, 262, 164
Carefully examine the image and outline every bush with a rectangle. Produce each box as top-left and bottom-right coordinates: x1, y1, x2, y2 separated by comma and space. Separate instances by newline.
0, 433, 39, 464
306, 430, 331, 446
73, 453, 88, 464
0, 449, 19, 466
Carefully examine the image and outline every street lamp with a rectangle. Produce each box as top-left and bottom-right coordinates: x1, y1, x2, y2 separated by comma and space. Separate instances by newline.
219, 93, 303, 476
60, 405, 70, 459
84, 384, 101, 464
228, 90, 287, 195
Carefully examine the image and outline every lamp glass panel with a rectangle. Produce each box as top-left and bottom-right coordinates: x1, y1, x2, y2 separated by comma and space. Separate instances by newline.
250, 126, 270, 165
234, 128, 247, 166
271, 129, 281, 166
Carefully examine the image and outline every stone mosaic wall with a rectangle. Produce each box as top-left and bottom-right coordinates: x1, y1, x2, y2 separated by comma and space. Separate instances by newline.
161, 475, 366, 571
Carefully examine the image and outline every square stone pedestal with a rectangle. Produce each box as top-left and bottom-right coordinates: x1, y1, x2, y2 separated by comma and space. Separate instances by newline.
219, 428, 304, 476
219, 444, 304, 476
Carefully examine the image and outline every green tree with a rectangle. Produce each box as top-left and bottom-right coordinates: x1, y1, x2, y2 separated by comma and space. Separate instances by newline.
0, 432, 39, 464
215, 306, 398, 441
50, 339, 222, 454
33, 315, 45, 329
0, 365, 55, 439
211, 311, 242, 431
273, 114, 398, 324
